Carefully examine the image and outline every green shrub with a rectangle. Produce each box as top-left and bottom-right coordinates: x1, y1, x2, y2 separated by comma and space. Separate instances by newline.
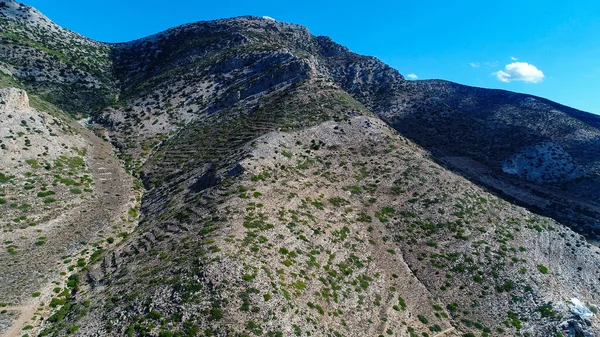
398, 297, 407, 310
537, 303, 558, 318
66, 274, 79, 289
0, 173, 14, 183
147, 310, 164, 320
429, 325, 442, 332
242, 273, 255, 281
329, 197, 349, 207
37, 191, 56, 197
507, 311, 522, 329
495, 280, 515, 292
26, 159, 41, 169
209, 308, 223, 320
344, 185, 361, 194
50, 297, 67, 308
356, 212, 372, 222
311, 201, 325, 209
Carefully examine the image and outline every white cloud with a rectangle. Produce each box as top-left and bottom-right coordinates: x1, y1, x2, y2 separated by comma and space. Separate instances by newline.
510, 56, 518, 61
494, 62, 545, 83
470, 61, 499, 68
406, 73, 418, 79
262, 16, 276, 21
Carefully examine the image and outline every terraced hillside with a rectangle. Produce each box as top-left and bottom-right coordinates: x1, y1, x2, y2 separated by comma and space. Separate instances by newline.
42, 114, 600, 337
316, 56, 600, 241
0, 89, 137, 336
0, 2, 599, 337
96, 16, 335, 171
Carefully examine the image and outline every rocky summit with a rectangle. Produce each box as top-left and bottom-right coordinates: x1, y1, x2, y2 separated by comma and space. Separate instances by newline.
1, 1, 600, 337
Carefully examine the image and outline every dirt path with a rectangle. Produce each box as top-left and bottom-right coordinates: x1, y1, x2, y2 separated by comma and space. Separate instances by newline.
433, 327, 457, 337
3, 306, 37, 337
0, 122, 136, 337
2, 258, 76, 337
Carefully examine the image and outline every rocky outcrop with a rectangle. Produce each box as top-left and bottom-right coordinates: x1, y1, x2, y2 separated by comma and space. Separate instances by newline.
503, 142, 586, 183
0, 87, 29, 112
558, 319, 595, 337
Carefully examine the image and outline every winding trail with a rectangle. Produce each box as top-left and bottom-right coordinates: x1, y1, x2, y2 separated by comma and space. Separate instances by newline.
1, 121, 135, 337
433, 327, 457, 337
3, 306, 36, 337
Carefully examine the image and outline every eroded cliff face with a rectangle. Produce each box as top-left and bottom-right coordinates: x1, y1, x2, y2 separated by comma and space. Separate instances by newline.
0, 87, 29, 109
502, 142, 586, 183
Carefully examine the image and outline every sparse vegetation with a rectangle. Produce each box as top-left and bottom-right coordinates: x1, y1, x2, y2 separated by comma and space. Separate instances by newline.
0, 9, 598, 337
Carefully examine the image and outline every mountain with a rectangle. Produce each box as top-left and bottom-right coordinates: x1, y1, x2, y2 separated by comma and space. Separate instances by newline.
0, 0, 116, 115
0, 2, 599, 337
0, 87, 135, 337
314, 38, 600, 243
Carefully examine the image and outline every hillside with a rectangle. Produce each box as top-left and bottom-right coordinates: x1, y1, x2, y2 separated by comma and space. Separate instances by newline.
0, 0, 116, 115
383, 81, 600, 242
0, 2, 599, 337
313, 38, 600, 244
0, 87, 137, 337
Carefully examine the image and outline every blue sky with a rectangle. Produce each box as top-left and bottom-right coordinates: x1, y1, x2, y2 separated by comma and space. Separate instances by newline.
22, 0, 600, 114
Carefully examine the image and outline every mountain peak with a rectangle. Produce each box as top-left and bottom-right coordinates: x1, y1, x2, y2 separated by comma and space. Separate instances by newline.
0, 0, 51, 26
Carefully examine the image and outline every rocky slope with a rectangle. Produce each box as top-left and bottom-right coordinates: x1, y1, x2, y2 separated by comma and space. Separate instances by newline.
0, 2, 600, 337
0, 88, 136, 336
0, 0, 116, 116
52, 113, 600, 337
307, 36, 600, 243
345, 77, 600, 242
